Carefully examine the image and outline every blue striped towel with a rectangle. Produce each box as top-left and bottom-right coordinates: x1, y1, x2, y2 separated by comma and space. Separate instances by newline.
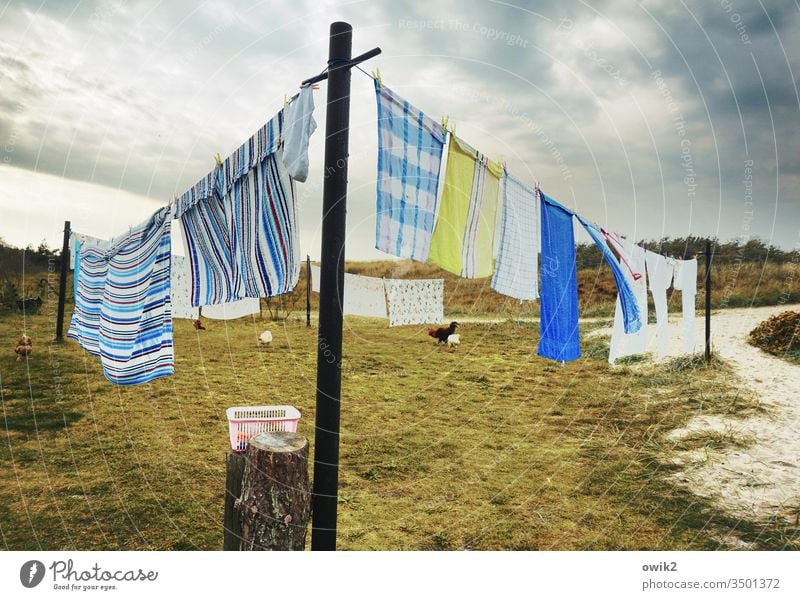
69, 208, 174, 385
491, 171, 540, 300
375, 82, 446, 262
576, 217, 641, 334
68, 239, 112, 357
99, 207, 174, 385
174, 110, 300, 306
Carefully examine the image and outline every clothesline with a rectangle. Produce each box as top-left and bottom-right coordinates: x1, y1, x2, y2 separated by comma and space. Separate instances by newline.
67, 64, 701, 384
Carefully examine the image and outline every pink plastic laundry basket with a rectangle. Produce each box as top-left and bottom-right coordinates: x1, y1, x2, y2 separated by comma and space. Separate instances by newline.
226, 405, 301, 452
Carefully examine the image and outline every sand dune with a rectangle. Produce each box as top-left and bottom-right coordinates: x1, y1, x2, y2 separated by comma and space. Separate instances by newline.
600, 304, 800, 524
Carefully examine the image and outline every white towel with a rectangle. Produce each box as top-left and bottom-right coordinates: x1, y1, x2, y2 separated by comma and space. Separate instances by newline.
673, 258, 698, 353
201, 297, 260, 320
384, 278, 444, 327
309, 265, 387, 318
490, 171, 540, 300
282, 85, 317, 182
170, 255, 200, 320
645, 250, 674, 359
609, 241, 648, 363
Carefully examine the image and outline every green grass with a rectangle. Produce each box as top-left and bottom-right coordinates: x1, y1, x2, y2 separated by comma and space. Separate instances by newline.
0, 301, 797, 551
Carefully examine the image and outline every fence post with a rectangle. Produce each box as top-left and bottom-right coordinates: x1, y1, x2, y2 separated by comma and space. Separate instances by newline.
306, 255, 311, 328
705, 239, 712, 362
55, 220, 71, 342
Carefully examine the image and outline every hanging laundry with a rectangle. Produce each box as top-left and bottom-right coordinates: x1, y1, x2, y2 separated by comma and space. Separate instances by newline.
69, 239, 112, 356
491, 170, 540, 300
283, 85, 317, 182
608, 239, 649, 364
428, 136, 500, 278
201, 297, 261, 320
645, 250, 674, 359
69, 231, 107, 270
310, 265, 388, 319
70, 232, 108, 298
73, 238, 80, 299
576, 219, 641, 334
374, 82, 446, 262
384, 278, 444, 327
170, 255, 200, 320
673, 258, 697, 353
174, 109, 301, 306
537, 193, 580, 362
70, 208, 174, 385
98, 208, 173, 385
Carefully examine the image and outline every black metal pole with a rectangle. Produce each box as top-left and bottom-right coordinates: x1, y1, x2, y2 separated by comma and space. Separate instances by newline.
306, 254, 312, 328
705, 239, 711, 362
311, 21, 353, 551
55, 220, 71, 342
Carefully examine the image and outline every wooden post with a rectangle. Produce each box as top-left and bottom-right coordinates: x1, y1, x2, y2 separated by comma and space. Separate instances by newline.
223, 450, 246, 550
306, 255, 312, 328
238, 432, 311, 550
705, 239, 712, 363
55, 220, 71, 342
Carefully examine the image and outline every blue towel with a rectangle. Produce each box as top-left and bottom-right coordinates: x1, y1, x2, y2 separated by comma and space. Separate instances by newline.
538, 193, 580, 362
576, 218, 641, 334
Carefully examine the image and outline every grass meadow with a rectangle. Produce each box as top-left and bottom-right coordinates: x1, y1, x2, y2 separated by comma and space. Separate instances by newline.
2, 267, 798, 550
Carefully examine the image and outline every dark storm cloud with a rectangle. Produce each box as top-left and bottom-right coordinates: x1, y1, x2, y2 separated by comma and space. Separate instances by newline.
0, 0, 797, 251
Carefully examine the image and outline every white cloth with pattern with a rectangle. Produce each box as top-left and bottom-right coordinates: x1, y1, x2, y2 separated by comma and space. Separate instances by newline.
383, 278, 444, 327
310, 265, 388, 319
201, 297, 260, 320
170, 255, 200, 320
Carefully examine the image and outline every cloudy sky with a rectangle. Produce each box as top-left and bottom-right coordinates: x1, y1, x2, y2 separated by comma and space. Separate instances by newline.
1, 0, 798, 259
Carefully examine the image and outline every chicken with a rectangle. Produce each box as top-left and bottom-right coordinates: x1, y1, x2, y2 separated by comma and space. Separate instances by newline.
259, 330, 273, 344
446, 334, 460, 349
193, 319, 206, 330
428, 321, 458, 344
15, 335, 32, 361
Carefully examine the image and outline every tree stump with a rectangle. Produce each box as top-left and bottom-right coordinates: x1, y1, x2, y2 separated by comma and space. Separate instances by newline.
238, 431, 311, 551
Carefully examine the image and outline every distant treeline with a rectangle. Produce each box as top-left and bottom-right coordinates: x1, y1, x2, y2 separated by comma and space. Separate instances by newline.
0, 238, 59, 277
576, 236, 800, 269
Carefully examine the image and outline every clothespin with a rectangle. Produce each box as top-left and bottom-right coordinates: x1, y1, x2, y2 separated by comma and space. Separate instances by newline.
284, 94, 290, 109
214, 153, 222, 167
372, 68, 382, 86
441, 115, 449, 132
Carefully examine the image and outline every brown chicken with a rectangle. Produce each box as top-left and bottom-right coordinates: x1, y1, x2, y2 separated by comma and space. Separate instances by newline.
15, 335, 32, 361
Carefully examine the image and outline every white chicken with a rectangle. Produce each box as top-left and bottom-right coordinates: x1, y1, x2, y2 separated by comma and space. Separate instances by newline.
446, 334, 460, 349
259, 330, 273, 345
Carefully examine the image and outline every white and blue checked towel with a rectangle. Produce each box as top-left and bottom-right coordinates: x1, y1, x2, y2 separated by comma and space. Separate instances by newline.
491, 171, 540, 300
174, 110, 300, 306
69, 207, 174, 385
374, 82, 446, 262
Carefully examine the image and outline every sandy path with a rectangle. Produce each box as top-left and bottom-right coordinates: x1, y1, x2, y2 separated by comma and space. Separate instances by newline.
594, 304, 800, 524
